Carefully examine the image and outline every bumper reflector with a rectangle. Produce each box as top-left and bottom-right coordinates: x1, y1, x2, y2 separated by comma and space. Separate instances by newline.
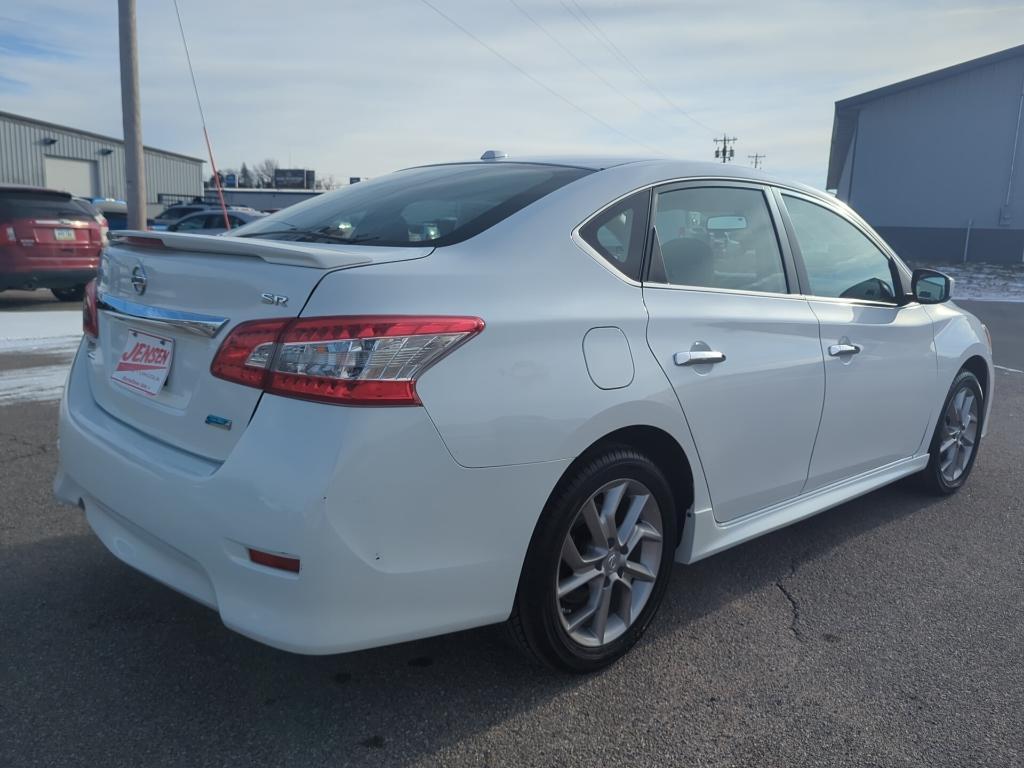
248, 548, 301, 573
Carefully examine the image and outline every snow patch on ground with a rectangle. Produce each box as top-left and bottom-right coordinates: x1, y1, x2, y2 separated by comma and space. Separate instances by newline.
0, 310, 82, 341
910, 262, 1024, 303
0, 334, 82, 354
0, 310, 83, 355
0, 311, 81, 404
0, 363, 72, 406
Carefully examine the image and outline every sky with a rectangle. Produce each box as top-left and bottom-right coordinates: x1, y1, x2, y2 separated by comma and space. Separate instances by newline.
2, 0, 1023, 188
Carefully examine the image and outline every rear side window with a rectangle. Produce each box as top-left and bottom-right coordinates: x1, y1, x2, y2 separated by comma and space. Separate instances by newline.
578, 190, 650, 280
0, 191, 92, 220
649, 186, 787, 294
232, 163, 592, 247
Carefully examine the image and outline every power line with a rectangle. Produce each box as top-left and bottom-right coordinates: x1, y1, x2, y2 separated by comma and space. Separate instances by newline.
748, 153, 766, 170
418, 0, 666, 155
713, 135, 737, 163
171, 0, 230, 228
560, 0, 718, 135
507, 0, 678, 136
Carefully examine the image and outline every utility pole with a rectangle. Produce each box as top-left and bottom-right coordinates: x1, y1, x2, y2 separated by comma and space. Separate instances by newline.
748, 153, 766, 170
713, 135, 737, 163
118, 0, 147, 230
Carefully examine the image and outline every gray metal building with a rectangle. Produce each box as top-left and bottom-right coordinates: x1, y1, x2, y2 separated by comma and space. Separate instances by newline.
0, 111, 204, 217
827, 44, 1024, 264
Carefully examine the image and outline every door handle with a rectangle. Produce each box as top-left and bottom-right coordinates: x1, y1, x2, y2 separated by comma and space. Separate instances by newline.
674, 350, 726, 366
828, 343, 861, 357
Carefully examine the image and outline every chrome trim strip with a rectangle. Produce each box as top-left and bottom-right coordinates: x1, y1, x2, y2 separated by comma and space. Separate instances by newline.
643, 282, 801, 301
570, 173, 909, 293
97, 292, 229, 338
645, 282, 906, 308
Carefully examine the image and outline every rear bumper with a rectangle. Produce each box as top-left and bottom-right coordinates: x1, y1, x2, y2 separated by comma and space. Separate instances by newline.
54, 344, 567, 654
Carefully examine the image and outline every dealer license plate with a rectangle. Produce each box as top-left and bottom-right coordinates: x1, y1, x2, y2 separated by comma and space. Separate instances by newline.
111, 329, 174, 397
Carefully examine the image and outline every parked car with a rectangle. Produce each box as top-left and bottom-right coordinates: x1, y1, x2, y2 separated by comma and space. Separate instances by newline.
1, 185, 103, 301
55, 157, 992, 671
150, 203, 214, 230
152, 202, 260, 230
166, 209, 266, 234
86, 198, 130, 230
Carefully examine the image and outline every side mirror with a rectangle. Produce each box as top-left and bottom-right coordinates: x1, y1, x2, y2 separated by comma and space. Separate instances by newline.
911, 268, 952, 304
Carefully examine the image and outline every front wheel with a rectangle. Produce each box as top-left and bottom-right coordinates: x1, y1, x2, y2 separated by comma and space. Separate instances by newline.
52, 286, 85, 302
507, 447, 677, 672
919, 370, 984, 495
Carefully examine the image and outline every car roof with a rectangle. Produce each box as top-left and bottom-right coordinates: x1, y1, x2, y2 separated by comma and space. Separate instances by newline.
409, 156, 827, 197
409, 155, 649, 172
0, 183, 72, 198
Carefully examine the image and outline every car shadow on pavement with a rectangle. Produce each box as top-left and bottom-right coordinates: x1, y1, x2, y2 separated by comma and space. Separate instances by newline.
3, 479, 946, 767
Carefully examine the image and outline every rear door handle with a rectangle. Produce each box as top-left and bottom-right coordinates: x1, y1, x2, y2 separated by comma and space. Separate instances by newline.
828, 343, 861, 356
674, 350, 726, 366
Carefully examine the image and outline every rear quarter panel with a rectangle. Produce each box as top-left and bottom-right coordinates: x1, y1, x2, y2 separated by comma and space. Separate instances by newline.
301, 163, 713, 511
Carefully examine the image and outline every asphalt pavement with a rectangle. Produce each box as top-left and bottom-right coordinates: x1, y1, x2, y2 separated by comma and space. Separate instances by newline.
1, 292, 1022, 767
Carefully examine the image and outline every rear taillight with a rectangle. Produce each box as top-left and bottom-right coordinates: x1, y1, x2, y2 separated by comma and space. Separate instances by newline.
210, 318, 288, 387
83, 279, 99, 338
96, 215, 109, 246
211, 315, 484, 406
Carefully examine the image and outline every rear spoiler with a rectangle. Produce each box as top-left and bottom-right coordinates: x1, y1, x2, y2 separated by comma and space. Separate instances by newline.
110, 230, 376, 269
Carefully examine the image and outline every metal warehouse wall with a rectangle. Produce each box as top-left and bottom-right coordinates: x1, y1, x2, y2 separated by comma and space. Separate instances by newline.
0, 113, 204, 217
839, 56, 1024, 264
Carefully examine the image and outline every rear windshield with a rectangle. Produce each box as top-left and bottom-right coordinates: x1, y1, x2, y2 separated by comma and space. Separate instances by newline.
0, 191, 92, 220
230, 163, 592, 247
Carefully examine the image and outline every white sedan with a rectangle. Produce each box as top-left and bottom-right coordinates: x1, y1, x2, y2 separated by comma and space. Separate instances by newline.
55, 155, 992, 671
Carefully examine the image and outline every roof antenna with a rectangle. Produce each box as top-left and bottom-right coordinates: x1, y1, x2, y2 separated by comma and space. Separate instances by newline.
172, 0, 231, 230
480, 150, 508, 161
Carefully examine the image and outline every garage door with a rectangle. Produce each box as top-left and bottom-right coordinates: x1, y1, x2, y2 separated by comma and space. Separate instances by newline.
43, 157, 98, 197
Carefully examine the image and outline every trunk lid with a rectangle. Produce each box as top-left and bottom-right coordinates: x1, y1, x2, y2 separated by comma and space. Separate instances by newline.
89, 232, 431, 461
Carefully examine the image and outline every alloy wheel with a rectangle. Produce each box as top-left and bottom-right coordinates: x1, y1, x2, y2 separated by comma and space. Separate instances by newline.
555, 479, 664, 647
939, 385, 979, 484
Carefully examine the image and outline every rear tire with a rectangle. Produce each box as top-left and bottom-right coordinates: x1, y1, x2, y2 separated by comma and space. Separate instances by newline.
918, 370, 984, 496
52, 286, 85, 302
507, 447, 677, 673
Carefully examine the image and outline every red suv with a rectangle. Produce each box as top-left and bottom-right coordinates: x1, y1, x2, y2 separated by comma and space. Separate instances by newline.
0, 185, 105, 302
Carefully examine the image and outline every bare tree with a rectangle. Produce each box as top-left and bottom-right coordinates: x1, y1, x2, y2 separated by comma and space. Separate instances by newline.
316, 174, 337, 191
254, 158, 280, 187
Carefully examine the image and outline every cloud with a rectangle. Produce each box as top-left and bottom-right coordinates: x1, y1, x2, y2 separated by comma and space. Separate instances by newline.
0, 75, 30, 93
1, 0, 1022, 188
0, 29, 77, 60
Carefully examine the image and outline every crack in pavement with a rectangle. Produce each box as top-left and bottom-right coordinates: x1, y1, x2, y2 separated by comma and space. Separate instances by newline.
775, 582, 804, 642
776, 550, 809, 643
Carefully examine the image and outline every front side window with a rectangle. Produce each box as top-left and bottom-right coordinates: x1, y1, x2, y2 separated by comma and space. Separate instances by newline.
782, 194, 897, 302
578, 190, 650, 280
649, 186, 787, 293
232, 163, 592, 247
